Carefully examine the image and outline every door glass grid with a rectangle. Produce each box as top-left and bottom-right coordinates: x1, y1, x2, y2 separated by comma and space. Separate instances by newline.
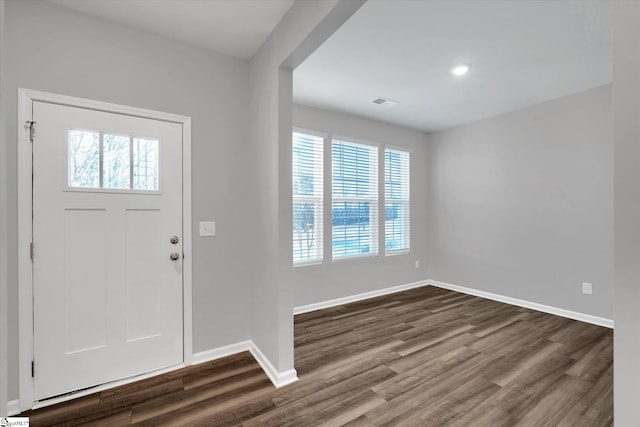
68, 129, 159, 191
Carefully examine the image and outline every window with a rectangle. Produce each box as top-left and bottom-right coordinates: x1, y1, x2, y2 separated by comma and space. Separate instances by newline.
385, 148, 410, 253
133, 137, 160, 190
68, 129, 159, 191
292, 132, 324, 264
332, 139, 378, 259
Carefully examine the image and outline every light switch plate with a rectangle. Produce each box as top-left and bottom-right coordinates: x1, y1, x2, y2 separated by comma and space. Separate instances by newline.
582, 282, 593, 295
199, 221, 215, 237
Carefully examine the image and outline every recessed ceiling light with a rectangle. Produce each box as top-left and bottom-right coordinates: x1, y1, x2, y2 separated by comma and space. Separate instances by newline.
450, 63, 472, 76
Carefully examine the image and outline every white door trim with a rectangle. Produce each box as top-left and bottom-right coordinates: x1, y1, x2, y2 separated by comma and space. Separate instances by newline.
17, 88, 193, 411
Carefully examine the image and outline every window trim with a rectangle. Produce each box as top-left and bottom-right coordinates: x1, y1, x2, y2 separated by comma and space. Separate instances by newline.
290, 130, 413, 265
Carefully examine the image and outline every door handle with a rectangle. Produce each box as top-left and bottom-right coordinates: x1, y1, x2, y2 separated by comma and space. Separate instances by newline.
170, 252, 180, 261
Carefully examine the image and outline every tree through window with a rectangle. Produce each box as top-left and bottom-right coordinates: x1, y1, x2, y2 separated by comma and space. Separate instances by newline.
292, 131, 324, 264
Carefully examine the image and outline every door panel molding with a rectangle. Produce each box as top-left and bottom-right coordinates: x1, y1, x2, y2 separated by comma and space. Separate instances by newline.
17, 88, 193, 411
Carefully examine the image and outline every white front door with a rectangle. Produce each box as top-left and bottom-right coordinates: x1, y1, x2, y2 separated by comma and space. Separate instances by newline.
32, 101, 184, 401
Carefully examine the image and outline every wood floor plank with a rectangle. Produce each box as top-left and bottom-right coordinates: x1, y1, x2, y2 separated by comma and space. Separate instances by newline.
447, 404, 514, 427
556, 401, 613, 427
581, 362, 614, 414
244, 365, 396, 427
308, 389, 386, 427
340, 415, 376, 426
387, 331, 477, 373
371, 345, 480, 400
20, 287, 612, 426
394, 323, 474, 356
490, 341, 563, 387
513, 374, 593, 426
131, 368, 269, 423
405, 376, 501, 426
492, 354, 578, 419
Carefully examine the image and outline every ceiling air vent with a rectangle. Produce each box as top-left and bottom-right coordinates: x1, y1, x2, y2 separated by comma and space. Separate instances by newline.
372, 97, 399, 107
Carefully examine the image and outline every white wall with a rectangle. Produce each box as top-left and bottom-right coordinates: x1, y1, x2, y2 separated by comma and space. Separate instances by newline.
291, 104, 429, 306
427, 85, 614, 319
613, 1, 640, 424
3, 0, 254, 399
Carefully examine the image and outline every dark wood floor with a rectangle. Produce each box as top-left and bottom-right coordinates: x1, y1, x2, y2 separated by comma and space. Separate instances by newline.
22, 286, 613, 426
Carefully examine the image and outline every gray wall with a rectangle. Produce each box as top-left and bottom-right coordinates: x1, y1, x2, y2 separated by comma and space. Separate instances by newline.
2, 0, 625, 413
291, 104, 429, 307
248, 0, 362, 373
427, 85, 614, 319
0, 0, 8, 416
3, 0, 254, 399
613, 1, 640, 423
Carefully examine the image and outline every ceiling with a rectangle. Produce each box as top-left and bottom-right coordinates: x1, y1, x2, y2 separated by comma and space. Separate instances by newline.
48, 0, 612, 134
48, 0, 295, 60
293, 0, 612, 133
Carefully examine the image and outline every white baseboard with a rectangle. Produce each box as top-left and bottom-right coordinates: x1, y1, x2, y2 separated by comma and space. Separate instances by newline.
7, 399, 19, 416
192, 340, 253, 365
192, 340, 298, 388
428, 279, 614, 329
292, 278, 613, 329
293, 280, 429, 315
248, 343, 298, 388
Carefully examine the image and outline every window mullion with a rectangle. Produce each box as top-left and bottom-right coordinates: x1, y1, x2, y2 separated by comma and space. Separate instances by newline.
98, 132, 104, 188
129, 136, 134, 189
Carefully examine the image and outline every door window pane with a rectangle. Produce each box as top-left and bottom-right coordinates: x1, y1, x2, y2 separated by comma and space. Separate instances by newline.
133, 138, 159, 191
68, 129, 100, 188
103, 134, 130, 189
67, 130, 159, 192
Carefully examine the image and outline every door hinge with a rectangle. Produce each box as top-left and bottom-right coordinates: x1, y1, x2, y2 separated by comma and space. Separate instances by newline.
30, 242, 35, 261
25, 120, 36, 142
31, 360, 35, 378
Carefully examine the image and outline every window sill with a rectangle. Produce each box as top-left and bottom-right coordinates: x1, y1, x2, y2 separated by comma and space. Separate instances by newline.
385, 249, 410, 257
332, 253, 379, 263
293, 260, 323, 267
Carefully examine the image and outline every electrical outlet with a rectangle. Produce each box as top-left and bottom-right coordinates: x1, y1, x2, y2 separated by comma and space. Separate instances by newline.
582, 282, 593, 295
415, 260, 420, 269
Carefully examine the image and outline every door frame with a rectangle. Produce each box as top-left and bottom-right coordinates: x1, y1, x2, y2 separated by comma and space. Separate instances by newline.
17, 88, 193, 411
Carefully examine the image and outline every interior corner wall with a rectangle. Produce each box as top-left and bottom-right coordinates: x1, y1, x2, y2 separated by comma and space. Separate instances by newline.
3, 0, 254, 400
291, 104, 429, 307
613, 1, 640, 424
427, 85, 614, 320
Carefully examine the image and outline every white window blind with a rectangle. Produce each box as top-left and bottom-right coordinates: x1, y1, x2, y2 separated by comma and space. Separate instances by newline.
292, 132, 324, 264
332, 138, 378, 259
385, 148, 410, 253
